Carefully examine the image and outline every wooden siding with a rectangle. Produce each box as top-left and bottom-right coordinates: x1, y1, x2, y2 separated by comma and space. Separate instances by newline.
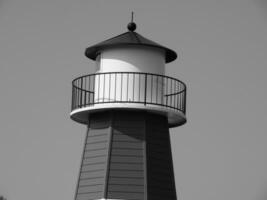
75, 115, 111, 200
74, 111, 177, 200
146, 114, 177, 200
106, 112, 146, 200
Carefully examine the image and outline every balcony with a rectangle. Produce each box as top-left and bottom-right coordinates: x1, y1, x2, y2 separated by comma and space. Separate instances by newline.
71, 72, 186, 127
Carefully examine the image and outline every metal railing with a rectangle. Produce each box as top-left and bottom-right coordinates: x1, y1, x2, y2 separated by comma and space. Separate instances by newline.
71, 72, 186, 114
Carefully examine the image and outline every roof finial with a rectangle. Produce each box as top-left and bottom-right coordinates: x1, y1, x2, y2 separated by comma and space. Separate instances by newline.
127, 11, 136, 32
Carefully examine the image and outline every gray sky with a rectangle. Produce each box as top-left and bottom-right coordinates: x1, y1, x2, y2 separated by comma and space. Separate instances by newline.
0, 0, 267, 200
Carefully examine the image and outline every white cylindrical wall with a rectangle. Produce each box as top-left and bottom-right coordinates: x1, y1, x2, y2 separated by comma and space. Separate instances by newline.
94, 46, 165, 104
96, 46, 165, 74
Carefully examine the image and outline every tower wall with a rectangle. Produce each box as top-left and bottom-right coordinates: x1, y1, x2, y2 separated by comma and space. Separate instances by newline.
75, 114, 112, 200
74, 111, 177, 200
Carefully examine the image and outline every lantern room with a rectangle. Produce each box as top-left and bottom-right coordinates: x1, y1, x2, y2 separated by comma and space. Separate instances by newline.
70, 21, 186, 127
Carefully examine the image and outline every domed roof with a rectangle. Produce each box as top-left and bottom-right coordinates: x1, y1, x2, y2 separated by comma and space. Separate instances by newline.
85, 27, 177, 63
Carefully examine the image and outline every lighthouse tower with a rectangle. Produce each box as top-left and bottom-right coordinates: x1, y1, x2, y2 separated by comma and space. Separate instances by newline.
70, 19, 187, 200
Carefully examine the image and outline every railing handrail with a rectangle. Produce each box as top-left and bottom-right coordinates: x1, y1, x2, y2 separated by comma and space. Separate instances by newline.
72, 71, 186, 92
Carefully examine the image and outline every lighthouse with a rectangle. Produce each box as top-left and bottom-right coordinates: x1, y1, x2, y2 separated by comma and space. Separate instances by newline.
70, 19, 187, 200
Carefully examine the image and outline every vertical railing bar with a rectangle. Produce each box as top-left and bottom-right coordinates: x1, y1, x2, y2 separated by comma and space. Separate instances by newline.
144, 74, 147, 105
114, 73, 117, 102
184, 85, 187, 114
88, 77, 90, 105
162, 76, 164, 105
74, 83, 76, 109
84, 77, 87, 106
109, 74, 111, 102
120, 73, 123, 101
75, 80, 77, 108
93, 75, 95, 105
77, 85, 79, 108
81, 77, 83, 107
179, 84, 183, 110
133, 74, 135, 101
74, 81, 76, 109
77, 79, 79, 108
126, 73, 129, 101
78, 80, 79, 108
165, 78, 168, 106
77, 79, 80, 108
176, 81, 178, 109
182, 83, 184, 111
156, 75, 158, 104
179, 83, 181, 110
71, 84, 74, 110
98, 74, 100, 103
151, 75, 153, 103
181, 83, 183, 112
90, 76, 92, 104
177, 82, 179, 110
182, 86, 184, 112
74, 87, 76, 109
170, 79, 173, 107
103, 74, 105, 103
76, 80, 78, 108
89, 76, 91, 105
139, 74, 141, 102
77, 84, 78, 108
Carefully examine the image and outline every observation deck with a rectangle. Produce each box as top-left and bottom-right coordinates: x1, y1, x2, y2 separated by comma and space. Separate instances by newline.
70, 72, 186, 127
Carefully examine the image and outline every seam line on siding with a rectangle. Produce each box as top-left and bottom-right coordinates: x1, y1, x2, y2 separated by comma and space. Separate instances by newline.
78, 184, 104, 188
112, 147, 143, 150
110, 169, 143, 172
83, 162, 106, 166
81, 169, 105, 173
113, 140, 142, 143
109, 183, 144, 186
87, 133, 108, 138
86, 140, 108, 145
84, 155, 108, 159
109, 176, 144, 179
80, 176, 105, 180
107, 191, 144, 194
85, 147, 107, 152
111, 154, 143, 158
110, 161, 143, 165
77, 191, 103, 194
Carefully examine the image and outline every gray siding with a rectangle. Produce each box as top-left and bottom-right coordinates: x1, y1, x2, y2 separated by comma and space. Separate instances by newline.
74, 111, 177, 200
107, 112, 145, 200
75, 122, 111, 200
146, 114, 177, 200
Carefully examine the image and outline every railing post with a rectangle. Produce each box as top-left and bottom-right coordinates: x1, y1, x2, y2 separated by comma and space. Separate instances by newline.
144, 74, 147, 105
80, 78, 83, 108
184, 87, 187, 114
165, 78, 168, 106
71, 85, 74, 110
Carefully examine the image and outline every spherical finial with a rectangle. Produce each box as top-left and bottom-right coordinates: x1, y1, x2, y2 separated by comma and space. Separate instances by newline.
127, 22, 136, 31
127, 11, 136, 32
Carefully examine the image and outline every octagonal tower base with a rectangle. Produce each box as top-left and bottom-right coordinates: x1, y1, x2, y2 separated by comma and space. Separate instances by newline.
74, 110, 177, 200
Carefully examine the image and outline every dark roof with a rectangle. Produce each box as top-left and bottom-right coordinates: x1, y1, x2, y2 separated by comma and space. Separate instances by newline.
85, 31, 177, 63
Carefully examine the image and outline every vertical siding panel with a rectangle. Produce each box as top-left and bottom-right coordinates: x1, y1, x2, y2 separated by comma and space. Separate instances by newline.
107, 111, 146, 200
75, 113, 112, 200
146, 114, 177, 200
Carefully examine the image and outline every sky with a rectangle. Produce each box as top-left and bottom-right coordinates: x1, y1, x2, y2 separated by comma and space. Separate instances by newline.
0, 0, 267, 200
